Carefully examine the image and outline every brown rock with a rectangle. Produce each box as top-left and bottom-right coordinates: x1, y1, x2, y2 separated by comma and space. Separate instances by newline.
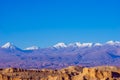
0, 66, 120, 80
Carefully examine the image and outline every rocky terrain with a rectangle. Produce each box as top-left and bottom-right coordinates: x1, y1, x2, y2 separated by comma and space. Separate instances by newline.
0, 66, 120, 80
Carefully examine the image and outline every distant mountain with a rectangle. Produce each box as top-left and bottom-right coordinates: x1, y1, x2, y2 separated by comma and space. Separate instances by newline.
1, 42, 17, 49
53, 42, 67, 48
24, 46, 39, 50
0, 41, 120, 69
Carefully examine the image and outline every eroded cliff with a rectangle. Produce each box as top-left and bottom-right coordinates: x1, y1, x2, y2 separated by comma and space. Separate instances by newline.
0, 66, 120, 80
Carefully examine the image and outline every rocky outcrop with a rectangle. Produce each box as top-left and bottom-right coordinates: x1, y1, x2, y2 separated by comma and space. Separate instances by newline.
0, 66, 120, 80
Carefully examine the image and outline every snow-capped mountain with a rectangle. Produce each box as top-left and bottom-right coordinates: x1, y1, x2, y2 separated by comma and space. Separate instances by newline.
53, 42, 67, 48
0, 40, 120, 69
25, 46, 39, 50
94, 43, 102, 46
53, 42, 93, 48
80, 43, 93, 47
1, 41, 120, 50
1, 42, 17, 49
68, 42, 82, 47
68, 42, 93, 48
106, 41, 120, 46
53, 41, 120, 48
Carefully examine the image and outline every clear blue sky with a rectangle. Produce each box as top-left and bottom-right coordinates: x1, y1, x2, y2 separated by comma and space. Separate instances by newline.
0, 0, 120, 48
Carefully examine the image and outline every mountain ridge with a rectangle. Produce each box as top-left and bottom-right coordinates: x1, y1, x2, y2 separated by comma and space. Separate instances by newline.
1, 40, 120, 50
0, 40, 120, 69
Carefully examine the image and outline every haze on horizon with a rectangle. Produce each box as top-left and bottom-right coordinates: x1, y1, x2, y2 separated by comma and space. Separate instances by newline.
0, 0, 120, 48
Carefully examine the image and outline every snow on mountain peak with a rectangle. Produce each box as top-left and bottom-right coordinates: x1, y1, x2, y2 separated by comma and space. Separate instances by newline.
81, 43, 93, 47
106, 41, 120, 46
68, 42, 82, 47
53, 42, 67, 48
106, 41, 114, 45
1, 41, 120, 50
54, 42, 94, 48
94, 43, 102, 46
68, 42, 104, 47
25, 46, 39, 50
1, 42, 16, 49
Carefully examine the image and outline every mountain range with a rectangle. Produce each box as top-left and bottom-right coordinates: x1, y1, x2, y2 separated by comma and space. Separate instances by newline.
0, 41, 120, 69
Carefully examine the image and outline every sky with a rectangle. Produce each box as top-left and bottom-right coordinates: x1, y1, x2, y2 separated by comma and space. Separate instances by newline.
0, 0, 120, 48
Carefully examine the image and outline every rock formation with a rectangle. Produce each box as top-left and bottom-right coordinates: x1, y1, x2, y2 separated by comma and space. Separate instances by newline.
0, 66, 120, 80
